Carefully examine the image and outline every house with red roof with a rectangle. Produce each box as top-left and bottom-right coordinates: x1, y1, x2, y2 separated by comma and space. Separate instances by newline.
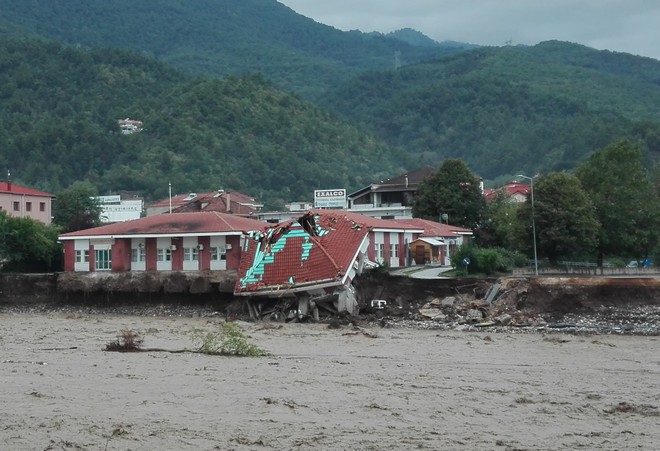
234, 211, 371, 304
146, 189, 262, 217
58, 207, 472, 312
234, 210, 426, 298
58, 212, 266, 273
0, 181, 55, 224
58, 203, 473, 309
234, 210, 467, 314
483, 182, 530, 203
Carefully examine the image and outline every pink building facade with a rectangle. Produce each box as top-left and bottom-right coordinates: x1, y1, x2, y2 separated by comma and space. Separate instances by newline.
0, 181, 55, 224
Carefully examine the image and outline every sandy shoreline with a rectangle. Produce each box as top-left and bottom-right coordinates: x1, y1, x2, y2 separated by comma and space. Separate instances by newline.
1, 312, 659, 450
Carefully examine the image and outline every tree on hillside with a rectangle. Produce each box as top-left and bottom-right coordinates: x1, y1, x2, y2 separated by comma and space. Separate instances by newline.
412, 159, 486, 229
0, 211, 61, 272
53, 181, 103, 233
576, 140, 660, 264
515, 172, 600, 263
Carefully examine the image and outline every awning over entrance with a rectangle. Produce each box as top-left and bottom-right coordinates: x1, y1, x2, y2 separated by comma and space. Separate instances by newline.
416, 237, 444, 246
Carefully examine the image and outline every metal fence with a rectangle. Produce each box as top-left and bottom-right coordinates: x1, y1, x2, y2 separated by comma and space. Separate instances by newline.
512, 260, 660, 276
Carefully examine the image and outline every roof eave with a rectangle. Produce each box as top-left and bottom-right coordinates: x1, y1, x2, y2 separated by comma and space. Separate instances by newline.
234, 279, 343, 297
59, 231, 245, 240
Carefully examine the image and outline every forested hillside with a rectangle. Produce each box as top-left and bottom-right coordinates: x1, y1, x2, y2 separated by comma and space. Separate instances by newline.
0, 0, 466, 99
0, 39, 402, 208
321, 41, 660, 179
3, 1, 660, 203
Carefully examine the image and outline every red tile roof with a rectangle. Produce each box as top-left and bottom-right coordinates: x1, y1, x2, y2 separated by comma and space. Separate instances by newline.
483, 182, 530, 202
0, 182, 55, 198
149, 190, 261, 215
235, 210, 371, 295
59, 212, 267, 238
320, 209, 420, 231
393, 218, 472, 237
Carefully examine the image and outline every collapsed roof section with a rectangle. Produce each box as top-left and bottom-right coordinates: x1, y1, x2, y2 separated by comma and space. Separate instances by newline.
234, 210, 370, 297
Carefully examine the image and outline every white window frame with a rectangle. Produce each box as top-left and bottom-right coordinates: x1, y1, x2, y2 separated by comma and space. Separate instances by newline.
131, 247, 146, 263
377, 243, 385, 261
157, 248, 172, 262
211, 245, 227, 261
95, 249, 112, 271
75, 249, 90, 263
183, 247, 199, 261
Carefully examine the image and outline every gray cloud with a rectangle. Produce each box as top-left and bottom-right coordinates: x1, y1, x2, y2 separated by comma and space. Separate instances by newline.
278, 0, 660, 60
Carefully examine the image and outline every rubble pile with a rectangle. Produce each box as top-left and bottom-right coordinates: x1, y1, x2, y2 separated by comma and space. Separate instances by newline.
363, 277, 660, 336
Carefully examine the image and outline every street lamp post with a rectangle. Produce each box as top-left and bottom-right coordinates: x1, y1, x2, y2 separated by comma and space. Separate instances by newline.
517, 174, 538, 275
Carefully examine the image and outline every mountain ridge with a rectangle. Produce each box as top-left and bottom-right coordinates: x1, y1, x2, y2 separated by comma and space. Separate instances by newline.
1, 2, 660, 203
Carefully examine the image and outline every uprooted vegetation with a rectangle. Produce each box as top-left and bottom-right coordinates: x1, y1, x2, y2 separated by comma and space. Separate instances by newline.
104, 329, 144, 352
104, 322, 269, 357
190, 322, 269, 356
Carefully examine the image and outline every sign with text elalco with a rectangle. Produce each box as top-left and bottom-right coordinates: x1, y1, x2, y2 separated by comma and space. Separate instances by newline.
314, 189, 347, 208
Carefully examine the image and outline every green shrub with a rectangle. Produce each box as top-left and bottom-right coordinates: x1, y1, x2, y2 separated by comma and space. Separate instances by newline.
191, 322, 269, 357
451, 244, 517, 275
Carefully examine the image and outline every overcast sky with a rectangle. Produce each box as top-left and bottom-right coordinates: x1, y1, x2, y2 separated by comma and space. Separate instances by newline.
278, 0, 660, 61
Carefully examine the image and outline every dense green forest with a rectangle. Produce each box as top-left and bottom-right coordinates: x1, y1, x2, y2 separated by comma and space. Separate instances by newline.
0, 39, 403, 208
0, 0, 466, 99
321, 41, 660, 179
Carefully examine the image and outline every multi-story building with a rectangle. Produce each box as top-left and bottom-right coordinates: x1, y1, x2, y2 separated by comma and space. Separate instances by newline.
0, 181, 55, 224
346, 167, 436, 219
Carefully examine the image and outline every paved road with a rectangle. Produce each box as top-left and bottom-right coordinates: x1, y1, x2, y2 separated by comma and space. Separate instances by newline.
391, 265, 454, 279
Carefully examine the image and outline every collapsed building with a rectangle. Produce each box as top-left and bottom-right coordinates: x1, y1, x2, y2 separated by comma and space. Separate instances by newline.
234, 211, 372, 320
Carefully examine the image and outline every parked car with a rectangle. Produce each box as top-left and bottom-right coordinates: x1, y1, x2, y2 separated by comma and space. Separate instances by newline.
627, 259, 651, 268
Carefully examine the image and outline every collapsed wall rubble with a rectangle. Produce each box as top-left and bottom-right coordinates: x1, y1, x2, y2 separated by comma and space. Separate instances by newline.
355, 274, 660, 334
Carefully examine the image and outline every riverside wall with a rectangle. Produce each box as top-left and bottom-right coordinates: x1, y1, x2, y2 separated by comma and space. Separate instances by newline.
2, 272, 660, 313
0, 272, 238, 306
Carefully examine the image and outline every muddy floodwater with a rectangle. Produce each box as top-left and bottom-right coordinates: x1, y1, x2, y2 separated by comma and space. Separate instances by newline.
1, 313, 658, 450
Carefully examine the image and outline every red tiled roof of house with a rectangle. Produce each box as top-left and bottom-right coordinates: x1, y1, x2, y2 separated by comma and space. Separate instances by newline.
483, 182, 530, 202
235, 210, 372, 295
173, 191, 260, 215
147, 192, 202, 209
0, 182, 55, 198
393, 218, 472, 237
319, 209, 420, 231
149, 190, 261, 215
59, 212, 267, 238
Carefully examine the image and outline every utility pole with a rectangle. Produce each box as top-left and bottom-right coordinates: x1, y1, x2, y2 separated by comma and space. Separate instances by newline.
517, 174, 538, 276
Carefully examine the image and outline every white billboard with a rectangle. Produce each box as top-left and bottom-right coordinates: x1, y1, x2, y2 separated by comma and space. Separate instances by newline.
314, 189, 346, 209
100, 199, 143, 222
96, 195, 121, 204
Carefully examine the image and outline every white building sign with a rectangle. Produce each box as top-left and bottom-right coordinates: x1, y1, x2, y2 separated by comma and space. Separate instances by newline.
314, 189, 346, 209
95, 197, 144, 223
97, 195, 121, 204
